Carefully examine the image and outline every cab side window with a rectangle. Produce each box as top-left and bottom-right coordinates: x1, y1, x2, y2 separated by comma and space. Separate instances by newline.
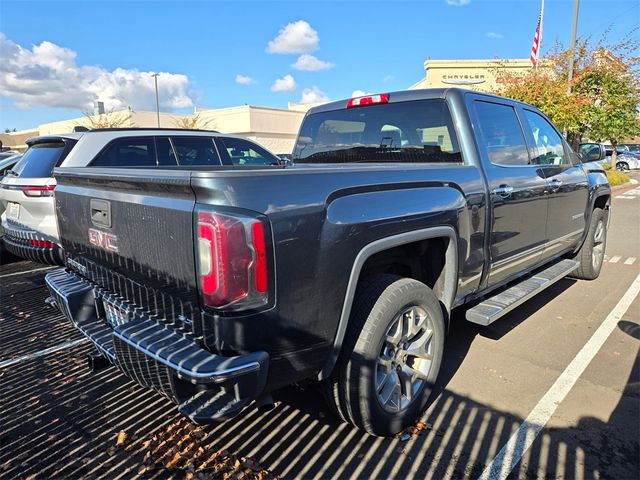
522, 110, 570, 166
91, 138, 158, 167
171, 137, 220, 166
474, 101, 530, 166
217, 138, 279, 166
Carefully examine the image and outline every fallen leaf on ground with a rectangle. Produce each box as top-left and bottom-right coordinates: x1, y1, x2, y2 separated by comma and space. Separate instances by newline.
116, 430, 128, 446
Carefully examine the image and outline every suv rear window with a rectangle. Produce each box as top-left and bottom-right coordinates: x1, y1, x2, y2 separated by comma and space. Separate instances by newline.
11, 142, 72, 178
293, 99, 462, 164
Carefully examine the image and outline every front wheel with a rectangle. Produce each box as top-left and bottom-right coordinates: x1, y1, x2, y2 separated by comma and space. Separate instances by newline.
322, 275, 445, 436
617, 162, 629, 172
572, 207, 607, 280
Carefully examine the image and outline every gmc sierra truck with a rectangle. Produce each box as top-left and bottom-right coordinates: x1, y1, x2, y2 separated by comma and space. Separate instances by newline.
46, 88, 610, 436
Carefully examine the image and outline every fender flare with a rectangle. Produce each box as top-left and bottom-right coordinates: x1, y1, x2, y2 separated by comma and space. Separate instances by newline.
318, 225, 458, 379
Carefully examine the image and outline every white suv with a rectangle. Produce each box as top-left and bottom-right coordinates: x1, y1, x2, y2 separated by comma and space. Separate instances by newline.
0, 129, 281, 265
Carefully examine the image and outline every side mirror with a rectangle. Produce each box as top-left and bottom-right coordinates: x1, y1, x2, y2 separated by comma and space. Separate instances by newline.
579, 143, 605, 162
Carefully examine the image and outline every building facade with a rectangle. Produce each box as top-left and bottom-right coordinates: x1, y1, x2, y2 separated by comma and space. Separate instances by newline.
410, 59, 533, 92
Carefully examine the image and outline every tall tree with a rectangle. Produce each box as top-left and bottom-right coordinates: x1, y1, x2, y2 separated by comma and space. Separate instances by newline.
494, 34, 640, 160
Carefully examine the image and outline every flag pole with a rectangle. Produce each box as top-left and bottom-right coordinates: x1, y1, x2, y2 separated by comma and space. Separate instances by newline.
567, 0, 580, 93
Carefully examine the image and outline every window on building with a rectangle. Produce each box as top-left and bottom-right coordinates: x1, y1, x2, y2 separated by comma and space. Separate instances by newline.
474, 101, 530, 166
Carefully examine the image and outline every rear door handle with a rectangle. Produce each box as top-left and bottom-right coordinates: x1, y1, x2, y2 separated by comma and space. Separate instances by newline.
492, 185, 514, 197
549, 179, 563, 191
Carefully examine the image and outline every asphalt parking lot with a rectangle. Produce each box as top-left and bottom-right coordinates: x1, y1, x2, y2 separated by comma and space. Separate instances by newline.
1, 180, 639, 480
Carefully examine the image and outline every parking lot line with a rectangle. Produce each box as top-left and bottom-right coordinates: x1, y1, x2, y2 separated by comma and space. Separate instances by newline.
0, 266, 56, 279
0, 338, 88, 369
479, 272, 640, 480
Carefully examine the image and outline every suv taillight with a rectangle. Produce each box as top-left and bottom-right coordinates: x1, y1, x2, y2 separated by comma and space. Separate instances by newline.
196, 210, 270, 310
22, 185, 55, 197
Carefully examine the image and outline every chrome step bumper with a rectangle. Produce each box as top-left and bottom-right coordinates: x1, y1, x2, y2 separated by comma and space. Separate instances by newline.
45, 268, 269, 422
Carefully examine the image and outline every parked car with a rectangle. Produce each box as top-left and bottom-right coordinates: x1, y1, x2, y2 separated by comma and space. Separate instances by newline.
0, 153, 22, 178
578, 142, 640, 171
619, 144, 640, 154
0, 153, 23, 253
46, 89, 610, 436
0, 130, 280, 265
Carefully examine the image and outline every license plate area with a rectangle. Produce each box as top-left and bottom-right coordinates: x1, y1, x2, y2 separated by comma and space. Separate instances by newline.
102, 299, 131, 328
6, 202, 19, 220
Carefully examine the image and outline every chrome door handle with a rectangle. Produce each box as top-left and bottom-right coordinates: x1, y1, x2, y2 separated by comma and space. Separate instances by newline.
492, 185, 514, 197
549, 179, 563, 190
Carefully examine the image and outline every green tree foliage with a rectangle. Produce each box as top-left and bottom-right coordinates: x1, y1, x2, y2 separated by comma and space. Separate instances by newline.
494, 33, 640, 164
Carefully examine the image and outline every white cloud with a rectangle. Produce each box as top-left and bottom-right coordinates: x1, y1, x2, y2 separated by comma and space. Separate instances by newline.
351, 90, 369, 98
446, 0, 471, 6
0, 33, 194, 111
383, 75, 395, 83
267, 20, 319, 54
235, 74, 254, 85
486, 32, 504, 39
300, 86, 329, 104
271, 74, 297, 92
292, 54, 334, 71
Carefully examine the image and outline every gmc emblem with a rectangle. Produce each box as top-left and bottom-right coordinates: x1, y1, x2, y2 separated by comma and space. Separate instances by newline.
88, 228, 119, 253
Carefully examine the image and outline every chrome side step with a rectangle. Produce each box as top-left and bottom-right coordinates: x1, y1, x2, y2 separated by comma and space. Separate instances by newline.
466, 259, 579, 326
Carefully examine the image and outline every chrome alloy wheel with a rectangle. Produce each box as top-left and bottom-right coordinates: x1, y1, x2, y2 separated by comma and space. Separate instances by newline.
592, 219, 605, 270
375, 305, 434, 413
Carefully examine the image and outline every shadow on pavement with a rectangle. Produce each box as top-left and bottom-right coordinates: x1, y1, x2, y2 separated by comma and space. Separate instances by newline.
0, 276, 637, 479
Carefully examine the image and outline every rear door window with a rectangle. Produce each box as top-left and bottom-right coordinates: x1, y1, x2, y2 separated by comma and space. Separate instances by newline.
473, 101, 530, 166
216, 137, 279, 166
155, 137, 179, 166
91, 138, 159, 167
171, 137, 220, 166
11, 142, 72, 178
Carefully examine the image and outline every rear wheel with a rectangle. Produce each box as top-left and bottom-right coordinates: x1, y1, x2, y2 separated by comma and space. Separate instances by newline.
322, 274, 445, 436
617, 162, 629, 172
572, 207, 607, 280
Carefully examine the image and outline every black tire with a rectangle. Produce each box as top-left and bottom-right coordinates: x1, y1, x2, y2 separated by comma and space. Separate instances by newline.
572, 207, 607, 280
321, 274, 445, 436
616, 162, 629, 172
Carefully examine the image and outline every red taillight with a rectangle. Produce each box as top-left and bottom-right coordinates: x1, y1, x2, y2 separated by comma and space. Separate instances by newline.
347, 93, 389, 109
22, 185, 55, 197
252, 222, 268, 293
197, 211, 269, 310
30, 239, 57, 248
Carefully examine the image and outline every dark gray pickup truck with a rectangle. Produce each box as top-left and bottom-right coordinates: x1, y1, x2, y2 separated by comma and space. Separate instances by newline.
46, 88, 610, 436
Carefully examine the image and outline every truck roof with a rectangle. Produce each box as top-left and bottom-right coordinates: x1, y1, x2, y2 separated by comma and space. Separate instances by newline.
306, 87, 520, 115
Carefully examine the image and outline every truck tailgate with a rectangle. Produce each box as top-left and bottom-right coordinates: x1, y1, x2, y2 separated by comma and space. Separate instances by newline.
53, 168, 199, 326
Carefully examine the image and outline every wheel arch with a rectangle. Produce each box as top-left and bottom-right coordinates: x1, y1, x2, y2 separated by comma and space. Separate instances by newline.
318, 226, 458, 380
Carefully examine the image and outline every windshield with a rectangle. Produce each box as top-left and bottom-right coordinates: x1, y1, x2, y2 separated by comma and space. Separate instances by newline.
10, 141, 72, 178
293, 99, 462, 164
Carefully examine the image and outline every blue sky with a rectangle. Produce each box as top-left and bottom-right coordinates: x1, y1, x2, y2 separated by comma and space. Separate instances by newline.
1, 0, 638, 130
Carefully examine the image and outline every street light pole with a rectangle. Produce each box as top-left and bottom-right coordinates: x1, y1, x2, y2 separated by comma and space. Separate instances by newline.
567, 0, 580, 93
151, 73, 160, 127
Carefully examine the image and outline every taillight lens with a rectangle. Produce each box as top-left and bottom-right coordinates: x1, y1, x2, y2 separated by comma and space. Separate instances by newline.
22, 185, 55, 197
196, 210, 270, 310
347, 93, 389, 108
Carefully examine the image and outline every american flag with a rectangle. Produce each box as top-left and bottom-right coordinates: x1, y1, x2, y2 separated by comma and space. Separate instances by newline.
530, 0, 544, 68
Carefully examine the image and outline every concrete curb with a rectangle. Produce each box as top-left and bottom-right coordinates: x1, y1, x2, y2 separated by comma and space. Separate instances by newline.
611, 179, 638, 193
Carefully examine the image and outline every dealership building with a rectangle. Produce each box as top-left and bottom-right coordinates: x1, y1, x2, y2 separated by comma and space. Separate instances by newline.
0, 58, 532, 154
